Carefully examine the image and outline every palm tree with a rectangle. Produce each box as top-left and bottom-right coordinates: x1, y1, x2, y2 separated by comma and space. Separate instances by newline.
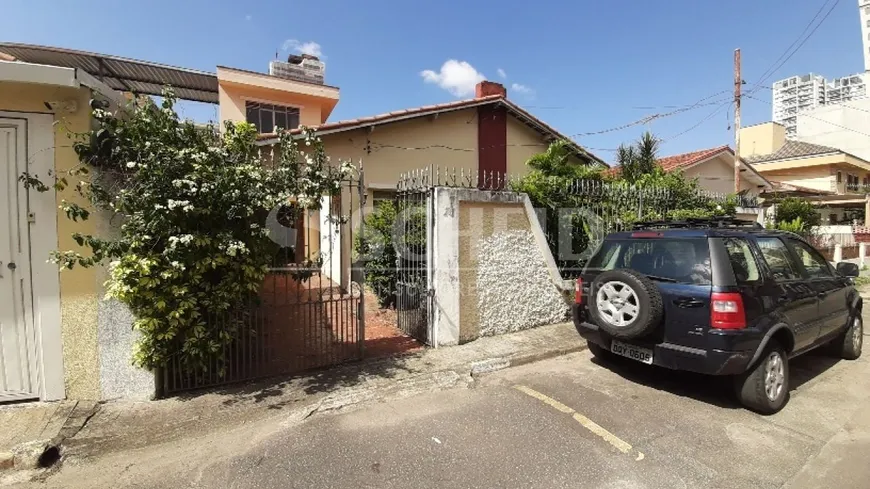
617, 131, 660, 183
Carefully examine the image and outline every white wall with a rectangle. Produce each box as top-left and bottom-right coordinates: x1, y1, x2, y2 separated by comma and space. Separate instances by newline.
797, 98, 870, 162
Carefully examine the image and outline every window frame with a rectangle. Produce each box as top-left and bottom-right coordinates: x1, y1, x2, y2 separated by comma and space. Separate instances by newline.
784, 238, 834, 279
722, 237, 762, 285
752, 236, 805, 283
244, 100, 301, 133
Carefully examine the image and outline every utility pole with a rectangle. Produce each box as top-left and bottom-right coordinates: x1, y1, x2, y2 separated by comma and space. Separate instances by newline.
733, 48, 742, 194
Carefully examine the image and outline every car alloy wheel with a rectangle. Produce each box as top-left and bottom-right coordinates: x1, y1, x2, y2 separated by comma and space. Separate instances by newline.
853, 317, 863, 350
595, 281, 640, 327
764, 351, 785, 402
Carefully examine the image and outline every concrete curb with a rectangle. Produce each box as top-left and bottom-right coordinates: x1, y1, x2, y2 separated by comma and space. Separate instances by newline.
0, 401, 99, 474
470, 343, 587, 377
279, 343, 587, 426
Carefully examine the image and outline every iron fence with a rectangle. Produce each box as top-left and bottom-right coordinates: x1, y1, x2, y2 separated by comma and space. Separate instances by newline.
394, 171, 434, 344
155, 177, 365, 397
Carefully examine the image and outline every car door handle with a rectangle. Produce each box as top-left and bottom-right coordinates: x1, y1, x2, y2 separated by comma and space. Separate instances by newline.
817, 291, 830, 298
674, 298, 705, 308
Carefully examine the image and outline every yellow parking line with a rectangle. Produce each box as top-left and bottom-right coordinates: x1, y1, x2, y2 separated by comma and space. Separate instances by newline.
514, 385, 645, 461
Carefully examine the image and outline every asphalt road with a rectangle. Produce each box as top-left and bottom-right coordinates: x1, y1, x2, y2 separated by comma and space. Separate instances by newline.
17, 331, 870, 489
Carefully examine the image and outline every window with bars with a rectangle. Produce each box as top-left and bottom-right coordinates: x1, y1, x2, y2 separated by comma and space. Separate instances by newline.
245, 101, 300, 133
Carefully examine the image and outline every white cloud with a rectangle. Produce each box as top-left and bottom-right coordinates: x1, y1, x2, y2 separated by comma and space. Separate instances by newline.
245, 14, 252, 21
511, 83, 535, 96
282, 39, 323, 57
420, 60, 486, 97
497, 68, 507, 79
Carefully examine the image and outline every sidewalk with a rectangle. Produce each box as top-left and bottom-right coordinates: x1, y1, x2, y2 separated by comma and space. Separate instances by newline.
58, 321, 584, 463
0, 401, 96, 472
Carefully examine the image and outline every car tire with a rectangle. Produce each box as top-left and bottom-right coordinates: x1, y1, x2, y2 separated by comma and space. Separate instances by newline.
835, 314, 863, 360
587, 269, 663, 340
734, 341, 789, 415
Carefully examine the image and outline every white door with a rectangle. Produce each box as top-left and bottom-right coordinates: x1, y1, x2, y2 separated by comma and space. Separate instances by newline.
320, 196, 342, 283
0, 121, 38, 402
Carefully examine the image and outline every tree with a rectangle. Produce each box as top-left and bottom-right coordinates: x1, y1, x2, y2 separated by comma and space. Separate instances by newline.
617, 131, 660, 183
21, 90, 354, 371
774, 197, 821, 228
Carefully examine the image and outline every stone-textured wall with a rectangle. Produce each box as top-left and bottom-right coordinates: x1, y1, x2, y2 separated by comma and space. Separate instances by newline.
456, 200, 568, 342
476, 230, 568, 336
98, 299, 153, 400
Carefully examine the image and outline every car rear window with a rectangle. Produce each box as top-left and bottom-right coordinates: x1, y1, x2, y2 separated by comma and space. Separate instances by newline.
585, 238, 711, 285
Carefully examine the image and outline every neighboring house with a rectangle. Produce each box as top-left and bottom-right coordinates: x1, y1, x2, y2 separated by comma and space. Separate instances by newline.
0, 43, 603, 401
605, 145, 772, 223
0, 54, 135, 402
740, 121, 870, 225
253, 80, 603, 287
0, 43, 219, 403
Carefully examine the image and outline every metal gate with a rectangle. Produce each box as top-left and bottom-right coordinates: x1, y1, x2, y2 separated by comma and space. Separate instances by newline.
395, 173, 432, 344
156, 177, 366, 397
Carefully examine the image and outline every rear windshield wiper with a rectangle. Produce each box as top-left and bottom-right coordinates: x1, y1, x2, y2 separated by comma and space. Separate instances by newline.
642, 274, 678, 283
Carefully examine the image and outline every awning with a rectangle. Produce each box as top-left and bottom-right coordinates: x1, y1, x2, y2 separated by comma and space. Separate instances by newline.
0, 43, 218, 103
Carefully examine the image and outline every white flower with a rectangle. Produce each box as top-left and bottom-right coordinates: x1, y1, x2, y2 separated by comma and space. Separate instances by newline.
126, 162, 137, 169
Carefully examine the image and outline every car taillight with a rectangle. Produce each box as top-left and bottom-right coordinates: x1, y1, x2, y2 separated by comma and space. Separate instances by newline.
711, 292, 746, 329
575, 277, 583, 304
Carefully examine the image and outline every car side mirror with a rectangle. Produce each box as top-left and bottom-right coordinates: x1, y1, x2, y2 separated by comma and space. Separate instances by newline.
836, 262, 860, 278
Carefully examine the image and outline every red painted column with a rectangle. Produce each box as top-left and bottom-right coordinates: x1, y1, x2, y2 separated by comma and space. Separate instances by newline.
477, 104, 507, 188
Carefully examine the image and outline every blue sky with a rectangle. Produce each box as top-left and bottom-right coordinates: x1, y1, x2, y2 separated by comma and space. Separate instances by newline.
1, 0, 863, 162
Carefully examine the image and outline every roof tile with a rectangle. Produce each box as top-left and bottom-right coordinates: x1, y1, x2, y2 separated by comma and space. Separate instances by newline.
606, 145, 731, 175
743, 140, 840, 164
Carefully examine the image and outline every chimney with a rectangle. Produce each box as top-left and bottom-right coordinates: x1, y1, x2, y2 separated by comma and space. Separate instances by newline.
476, 81, 507, 99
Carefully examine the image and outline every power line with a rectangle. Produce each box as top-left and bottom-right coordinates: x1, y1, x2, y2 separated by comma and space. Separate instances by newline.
661, 100, 734, 143
747, 0, 842, 96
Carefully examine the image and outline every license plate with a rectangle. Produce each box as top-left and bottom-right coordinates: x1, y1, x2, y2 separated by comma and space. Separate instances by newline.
610, 340, 653, 365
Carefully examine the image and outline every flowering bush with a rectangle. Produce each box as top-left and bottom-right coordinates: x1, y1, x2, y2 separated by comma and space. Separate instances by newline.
24, 91, 353, 370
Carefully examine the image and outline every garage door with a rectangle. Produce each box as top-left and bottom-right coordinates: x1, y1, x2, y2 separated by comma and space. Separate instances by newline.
0, 121, 38, 403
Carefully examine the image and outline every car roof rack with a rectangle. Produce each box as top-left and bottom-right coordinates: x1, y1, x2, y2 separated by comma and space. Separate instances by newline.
632, 216, 763, 230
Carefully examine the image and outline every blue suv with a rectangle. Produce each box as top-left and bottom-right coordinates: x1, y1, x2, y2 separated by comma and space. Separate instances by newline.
573, 217, 864, 414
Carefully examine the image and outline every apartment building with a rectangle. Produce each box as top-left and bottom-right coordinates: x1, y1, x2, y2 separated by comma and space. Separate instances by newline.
772, 73, 867, 137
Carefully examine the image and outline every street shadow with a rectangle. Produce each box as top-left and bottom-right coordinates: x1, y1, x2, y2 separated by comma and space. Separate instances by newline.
589, 348, 845, 409
589, 355, 742, 409
169, 342, 426, 410
787, 350, 842, 391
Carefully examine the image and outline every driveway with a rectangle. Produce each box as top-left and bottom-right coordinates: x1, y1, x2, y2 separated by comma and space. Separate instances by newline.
26, 325, 870, 489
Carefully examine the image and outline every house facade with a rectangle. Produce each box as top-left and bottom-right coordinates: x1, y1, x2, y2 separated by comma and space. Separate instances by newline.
605, 145, 771, 223
0, 57, 146, 402
740, 122, 870, 225
0, 43, 601, 402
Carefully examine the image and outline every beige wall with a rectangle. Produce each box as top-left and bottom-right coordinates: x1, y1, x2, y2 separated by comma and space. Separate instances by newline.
739, 122, 786, 158
216, 67, 339, 129
506, 117, 544, 175
682, 154, 760, 195
0, 82, 101, 399
759, 166, 835, 193
322, 109, 481, 189
219, 83, 326, 128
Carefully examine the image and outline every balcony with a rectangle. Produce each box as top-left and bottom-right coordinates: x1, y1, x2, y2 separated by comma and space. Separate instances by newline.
844, 182, 870, 194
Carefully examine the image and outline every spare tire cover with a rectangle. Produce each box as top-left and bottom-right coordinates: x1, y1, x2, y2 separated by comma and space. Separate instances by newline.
588, 269, 663, 340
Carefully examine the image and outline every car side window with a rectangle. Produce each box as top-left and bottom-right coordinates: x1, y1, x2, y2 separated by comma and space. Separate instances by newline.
787, 239, 833, 278
756, 237, 802, 281
722, 237, 760, 283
